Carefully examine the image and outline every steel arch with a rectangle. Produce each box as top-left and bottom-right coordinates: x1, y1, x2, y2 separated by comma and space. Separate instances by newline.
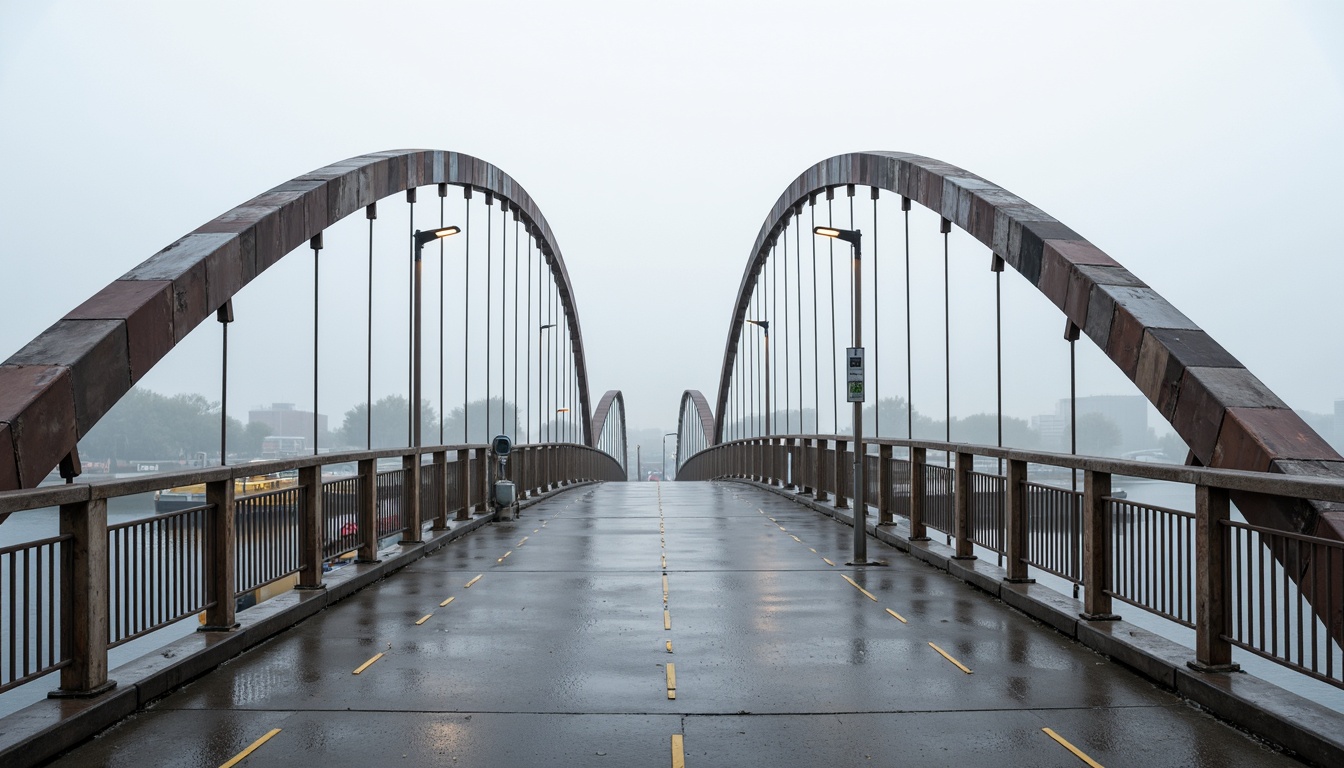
675, 389, 714, 472
713, 151, 1343, 543
0, 149, 595, 491
590, 389, 628, 473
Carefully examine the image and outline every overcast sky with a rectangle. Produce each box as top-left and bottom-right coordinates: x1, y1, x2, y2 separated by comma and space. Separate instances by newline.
1, 1, 1341, 443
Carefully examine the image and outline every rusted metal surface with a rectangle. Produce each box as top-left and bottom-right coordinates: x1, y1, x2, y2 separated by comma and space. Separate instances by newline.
0, 150, 596, 494
710, 151, 1344, 551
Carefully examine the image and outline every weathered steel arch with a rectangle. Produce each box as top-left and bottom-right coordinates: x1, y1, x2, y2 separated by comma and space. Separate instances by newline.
714, 151, 1344, 548
0, 149, 594, 491
590, 389, 628, 472
675, 390, 714, 472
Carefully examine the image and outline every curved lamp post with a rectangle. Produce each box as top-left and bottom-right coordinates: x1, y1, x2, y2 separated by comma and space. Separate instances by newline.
412, 226, 461, 450
814, 225, 873, 565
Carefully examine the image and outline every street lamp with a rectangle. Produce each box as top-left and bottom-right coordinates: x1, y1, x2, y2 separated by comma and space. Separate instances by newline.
814, 224, 872, 564
745, 319, 771, 436
662, 432, 676, 479
412, 227, 461, 451
539, 323, 556, 441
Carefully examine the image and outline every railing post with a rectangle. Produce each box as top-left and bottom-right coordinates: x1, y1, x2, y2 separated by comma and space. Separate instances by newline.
953, 451, 975, 559
1004, 459, 1032, 583
800, 438, 813, 494
357, 458, 381, 560
52, 496, 114, 697
877, 444, 893, 525
815, 439, 829, 501
200, 479, 238, 630
296, 465, 326, 590
431, 450, 449, 530
1080, 469, 1117, 620
401, 454, 423, 544
456, 449, 471, 521
518, 446, 530, 499
475, 447, 489, 512
785, 437, 797, 489
910, 447, 929, 541
1191, 484, 1239, 671
834, 438, 849, 509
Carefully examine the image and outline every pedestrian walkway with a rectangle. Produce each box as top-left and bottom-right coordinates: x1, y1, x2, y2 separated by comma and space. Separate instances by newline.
52, 482, 1297, 767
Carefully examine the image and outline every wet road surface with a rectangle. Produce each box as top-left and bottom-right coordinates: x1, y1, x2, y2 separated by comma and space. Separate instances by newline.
50, 481, 1298, 767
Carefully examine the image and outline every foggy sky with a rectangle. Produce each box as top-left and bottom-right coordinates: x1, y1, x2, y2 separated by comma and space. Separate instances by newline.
1, 1, 1341, 443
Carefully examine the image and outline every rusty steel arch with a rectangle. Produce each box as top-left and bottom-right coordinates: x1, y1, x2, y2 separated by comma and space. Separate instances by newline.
714, 151, 1343, 550
0, 149, 596, 491
590, 389, 628, 473
675, 390, 714, 473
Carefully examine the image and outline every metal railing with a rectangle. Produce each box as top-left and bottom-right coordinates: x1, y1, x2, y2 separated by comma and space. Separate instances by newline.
678, 434, 1344, 690
0, 441, 623, 699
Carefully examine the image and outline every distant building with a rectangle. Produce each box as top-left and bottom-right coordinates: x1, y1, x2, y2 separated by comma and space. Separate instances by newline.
1034, 395, 1149, 453
248, 403, 326, 451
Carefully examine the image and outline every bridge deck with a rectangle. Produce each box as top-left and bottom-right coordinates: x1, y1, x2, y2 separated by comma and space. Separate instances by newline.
53, 482, 1294, 767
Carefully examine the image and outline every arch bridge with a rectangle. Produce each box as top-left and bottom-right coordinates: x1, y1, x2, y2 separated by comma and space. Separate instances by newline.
0, 150, 1341, 767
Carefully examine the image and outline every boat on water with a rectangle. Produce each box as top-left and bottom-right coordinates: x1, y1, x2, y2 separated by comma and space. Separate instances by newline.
153, 470, 300, 514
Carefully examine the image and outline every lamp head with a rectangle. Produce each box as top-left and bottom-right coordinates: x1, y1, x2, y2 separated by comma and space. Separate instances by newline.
813, 225, 861, 246
413, 226, 462, 248
540, 323, 556, 331
746, 319, 770, 332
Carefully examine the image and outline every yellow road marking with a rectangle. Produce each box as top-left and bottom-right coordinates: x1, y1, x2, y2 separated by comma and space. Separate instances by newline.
885, 607, 908, 623
439, 596, 455, 607
666, 640, 673, 653
352, 653, 384, 675
517, 536, 529, 545
497, 550, 512, 562
464, 574, 482, 588
664, 609, 672, 630
840, 574, 879, 601
661, 555, 667, 569
662, 575, 669, 594
533, 528, 539, 533
1042, 728, 1104, 768
777, 526, 787, 532
415, 613, 433, 625
822, 557, 835, 566
671, 734, 685, 768
219, 728, 282, 768
929, 642, 973, 674
809, 548, 817, 553
790, 535, 802, 543
666, 662, 677, 691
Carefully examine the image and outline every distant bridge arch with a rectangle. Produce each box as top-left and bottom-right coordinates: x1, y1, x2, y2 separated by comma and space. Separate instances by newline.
590, 389, 628, 473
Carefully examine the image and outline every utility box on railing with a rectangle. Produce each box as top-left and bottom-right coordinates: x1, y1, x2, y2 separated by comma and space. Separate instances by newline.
494, 480, 517, 519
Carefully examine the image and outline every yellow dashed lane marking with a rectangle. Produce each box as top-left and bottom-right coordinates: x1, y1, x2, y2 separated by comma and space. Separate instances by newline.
809, 548, 817, 553
840, 574, 879, 601
219, 728, 282, 768
664, 610, 672, 630
415, 613, 433, 625
790, 535, 802, 543
517, 536, 529, 545
929, 642, 973, 674
497, 550, 512, 562
671, 734, 685, 768
666, 662, 677, 699
822, 558, 836, 567
352, 653, 383, 675
439, 596, 455, 607
464, 574, 482, 588
662, 555, 667, 569
666, 640, 673, 653
1042, 728, 1104, 768
885, 607, 908, 624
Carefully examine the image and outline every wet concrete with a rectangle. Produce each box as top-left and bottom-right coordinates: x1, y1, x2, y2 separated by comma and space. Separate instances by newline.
48, 482, 1301, 766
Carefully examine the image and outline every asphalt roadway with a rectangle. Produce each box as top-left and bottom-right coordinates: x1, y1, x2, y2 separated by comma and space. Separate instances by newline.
48, 481, 1299, 767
